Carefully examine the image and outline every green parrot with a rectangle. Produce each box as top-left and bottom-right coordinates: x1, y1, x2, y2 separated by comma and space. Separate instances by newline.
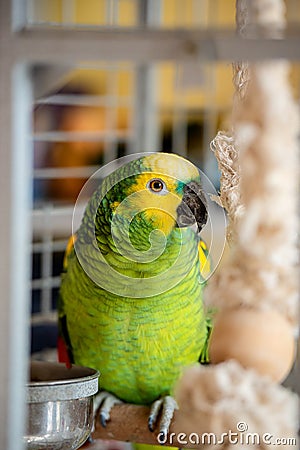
58, 152, 211, 439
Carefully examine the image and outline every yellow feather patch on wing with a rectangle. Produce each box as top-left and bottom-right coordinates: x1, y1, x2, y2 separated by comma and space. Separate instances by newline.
63, 234, 77, 270
198, 239, 211, 279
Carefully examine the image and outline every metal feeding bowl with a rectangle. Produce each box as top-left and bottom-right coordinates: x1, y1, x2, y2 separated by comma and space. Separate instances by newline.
25, 361, 99, 450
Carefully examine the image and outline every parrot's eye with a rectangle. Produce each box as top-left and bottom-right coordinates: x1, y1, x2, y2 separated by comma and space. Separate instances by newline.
147, 178, 166, 194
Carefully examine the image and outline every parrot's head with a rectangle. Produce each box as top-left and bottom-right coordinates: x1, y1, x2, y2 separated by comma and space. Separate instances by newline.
77, 152, 210, 290
97, 152, 208, 239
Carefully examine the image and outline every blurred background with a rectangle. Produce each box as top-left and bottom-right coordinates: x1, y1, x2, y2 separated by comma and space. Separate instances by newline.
1, 2, 300, 449
27, 1, 300, 365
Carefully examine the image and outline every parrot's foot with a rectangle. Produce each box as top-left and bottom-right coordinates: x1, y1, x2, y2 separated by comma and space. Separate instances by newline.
148, 395, 178, 440
94, 391, 124, 427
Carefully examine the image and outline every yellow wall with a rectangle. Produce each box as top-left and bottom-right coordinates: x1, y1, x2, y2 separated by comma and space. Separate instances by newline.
31, 1, 299, 113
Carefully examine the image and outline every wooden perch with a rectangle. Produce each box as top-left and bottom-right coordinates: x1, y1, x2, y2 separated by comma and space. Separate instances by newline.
83, 361, 299, 450
90, 403, 195, 448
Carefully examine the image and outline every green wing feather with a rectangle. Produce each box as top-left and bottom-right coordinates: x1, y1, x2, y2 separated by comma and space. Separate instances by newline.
58, 234, 77, 364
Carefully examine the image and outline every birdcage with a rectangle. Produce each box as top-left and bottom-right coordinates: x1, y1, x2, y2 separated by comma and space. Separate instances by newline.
0, 1, 300, 449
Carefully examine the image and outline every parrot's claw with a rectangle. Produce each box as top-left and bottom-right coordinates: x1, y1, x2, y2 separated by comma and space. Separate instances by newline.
93, 391, 123, 428
148, 395, 178, 438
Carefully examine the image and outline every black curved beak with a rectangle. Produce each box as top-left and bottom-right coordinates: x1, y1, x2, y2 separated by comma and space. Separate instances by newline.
176, 181, 208, 232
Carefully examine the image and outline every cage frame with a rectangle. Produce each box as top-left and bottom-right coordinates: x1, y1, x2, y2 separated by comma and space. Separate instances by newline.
1, 1, 300, 449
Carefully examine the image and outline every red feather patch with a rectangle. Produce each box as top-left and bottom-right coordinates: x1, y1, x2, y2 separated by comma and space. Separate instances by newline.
57, 336, 72, 369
